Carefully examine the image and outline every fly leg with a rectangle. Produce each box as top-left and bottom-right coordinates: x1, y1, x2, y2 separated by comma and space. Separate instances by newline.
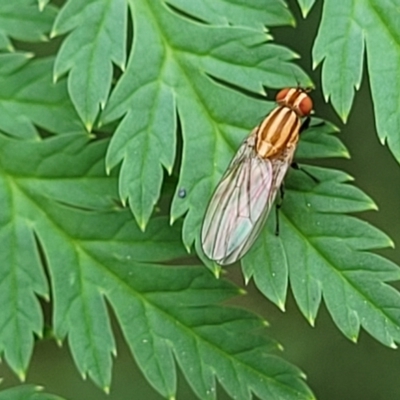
299, 116, 311, 134
299, 117, 325, 134
295, 117, 324, 182
275, 185, 285, 236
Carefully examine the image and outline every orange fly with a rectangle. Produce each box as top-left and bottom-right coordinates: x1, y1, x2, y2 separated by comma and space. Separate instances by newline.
201, 87, 313, 265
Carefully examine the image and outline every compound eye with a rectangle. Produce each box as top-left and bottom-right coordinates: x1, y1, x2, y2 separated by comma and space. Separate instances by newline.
276, 88, 291, 103
298, 95, 313, 116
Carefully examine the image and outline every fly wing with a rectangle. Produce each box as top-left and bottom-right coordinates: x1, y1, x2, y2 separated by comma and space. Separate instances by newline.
201, 134, 296, 266
225, 145, 296, 264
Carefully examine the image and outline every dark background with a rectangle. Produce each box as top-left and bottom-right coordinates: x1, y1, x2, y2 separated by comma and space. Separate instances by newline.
2, 1, 400, 399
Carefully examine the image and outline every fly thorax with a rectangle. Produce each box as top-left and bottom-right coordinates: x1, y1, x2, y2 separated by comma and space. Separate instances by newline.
256, 106, 301, 158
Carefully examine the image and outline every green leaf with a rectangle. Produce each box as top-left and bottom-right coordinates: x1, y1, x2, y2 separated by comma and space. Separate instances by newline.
38, 0, 50, 12
0, 196, 47, 380
296, 0, 316, 18
243, 122, 400, 347
52, 0, 127, 131
0, 31, 13, 51
295, 119, 349, 159
103, 0, 311, 237
242, 226, 289, 311
166, 0, 295, 28
0, 133, 313, 398
0, 385, 65, 400
0, 134, 116, 384
312, 1, 364, 122
109, 260, 314, 400
312, 0, 400, 161
0, 52, 33, 75
0, 0, 56, 42
0, 57, 82, 138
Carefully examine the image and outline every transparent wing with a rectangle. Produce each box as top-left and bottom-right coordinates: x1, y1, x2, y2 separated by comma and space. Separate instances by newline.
201, 133, 296, 265
227, 146, 296, 264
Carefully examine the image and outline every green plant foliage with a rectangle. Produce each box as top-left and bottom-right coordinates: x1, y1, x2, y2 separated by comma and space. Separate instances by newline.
0, 58, 82, 138
296, 0, 316, 18
0, 130, 315, 398
0, 32, 12, 51
0, 0, 56, 42
0, 385, 65, 400
38, 0, 51, 12
243, 122, 400, 347
310, 0, 400, 161
52, 0, 127, 131
102, 0, 310, 236
0, 1, 399, 399
166, 0, 295, 27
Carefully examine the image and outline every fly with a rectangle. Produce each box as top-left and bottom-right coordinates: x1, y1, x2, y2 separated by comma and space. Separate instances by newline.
201, 87, 313, 265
